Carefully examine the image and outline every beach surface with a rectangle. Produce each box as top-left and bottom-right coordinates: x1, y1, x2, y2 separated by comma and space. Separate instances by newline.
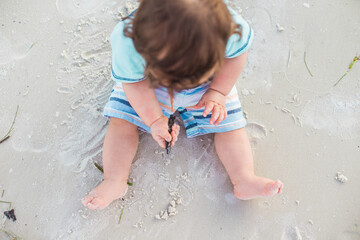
1, 0, 360, 239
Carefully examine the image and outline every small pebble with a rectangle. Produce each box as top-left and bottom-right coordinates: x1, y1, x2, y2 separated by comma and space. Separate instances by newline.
276, 23, 285, 32
161, 211, 168, 220
175, 198, 182, 205
241, 89, 250, 96
168, 206, 177, 214
335, 172, 348, 183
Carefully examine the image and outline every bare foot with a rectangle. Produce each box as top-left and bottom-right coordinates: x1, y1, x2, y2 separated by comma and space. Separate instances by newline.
233, 175, 283, 200
82, 179, 128, 210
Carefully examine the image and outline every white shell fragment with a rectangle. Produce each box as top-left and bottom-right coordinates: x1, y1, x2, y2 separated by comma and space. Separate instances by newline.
155, 197, 182, 220
295, 226, 303, 240
335, 172, 348, 183
276, 23, 285, 32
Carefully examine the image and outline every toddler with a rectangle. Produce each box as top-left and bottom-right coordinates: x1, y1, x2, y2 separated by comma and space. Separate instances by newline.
82, 0, 283, 210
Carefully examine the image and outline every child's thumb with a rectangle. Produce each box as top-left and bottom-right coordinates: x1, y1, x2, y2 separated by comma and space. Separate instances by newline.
162, 132, 172, 142
191, 99, 205, 109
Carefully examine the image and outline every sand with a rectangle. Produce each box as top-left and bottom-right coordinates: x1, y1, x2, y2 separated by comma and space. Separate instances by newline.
1, 0, 360, 239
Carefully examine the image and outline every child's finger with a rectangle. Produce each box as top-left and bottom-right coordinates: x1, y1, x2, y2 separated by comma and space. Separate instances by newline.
171, 124, 180, 133
171, 129, 179, 140
171, 130, 178, 143
209, 105, 220, 124
203, 101, 214, 117
161, 131, 172, 142
214, 108, 225, 126
224, 107, 228, 120
156, 137, 166, 149
170, 125, 180, 146
174, 124, 180, 135
156, 130, 171, 147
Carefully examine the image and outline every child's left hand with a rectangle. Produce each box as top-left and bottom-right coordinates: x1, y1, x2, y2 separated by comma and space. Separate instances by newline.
189, 88, 227, 125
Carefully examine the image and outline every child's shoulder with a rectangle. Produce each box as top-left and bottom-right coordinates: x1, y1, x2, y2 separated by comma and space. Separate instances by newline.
110, 21, 146, 83
110, 21, 135, 55
225, 7, 254, 58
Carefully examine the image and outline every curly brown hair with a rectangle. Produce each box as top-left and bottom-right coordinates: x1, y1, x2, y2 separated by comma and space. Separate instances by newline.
124, 0, 242, 94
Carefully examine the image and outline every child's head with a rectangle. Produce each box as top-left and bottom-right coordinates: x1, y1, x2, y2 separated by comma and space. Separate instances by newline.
124, 0, 241, 91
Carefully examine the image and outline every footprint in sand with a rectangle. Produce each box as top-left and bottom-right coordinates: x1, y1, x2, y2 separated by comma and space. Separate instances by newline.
280, 226, 303, 240
245, 122, 267, 146
0, 36, 13, 65
301, 93, 360, 139
0, 34, 34, 65
10, 113, 50, 153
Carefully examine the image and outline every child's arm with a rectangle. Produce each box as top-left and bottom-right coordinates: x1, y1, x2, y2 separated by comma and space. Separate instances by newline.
123, 79, 163, 126
191, 52, 248, 125
123, 79, 179, 148
210, 51, 248, 96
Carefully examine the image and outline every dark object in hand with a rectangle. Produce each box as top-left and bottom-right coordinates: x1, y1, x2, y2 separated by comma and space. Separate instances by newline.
4, 209, 17, 221
165, 115, 176, 154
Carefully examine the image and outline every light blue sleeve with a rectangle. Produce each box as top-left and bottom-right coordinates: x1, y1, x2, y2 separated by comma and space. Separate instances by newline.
110, 21, 146, 83
225, 7, 254, 58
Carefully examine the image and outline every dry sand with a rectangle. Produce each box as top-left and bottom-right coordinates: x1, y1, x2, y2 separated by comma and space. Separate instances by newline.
1, 0, 360, 239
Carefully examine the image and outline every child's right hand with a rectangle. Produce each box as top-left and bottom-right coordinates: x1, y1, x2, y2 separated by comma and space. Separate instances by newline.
150, 115, 180, 148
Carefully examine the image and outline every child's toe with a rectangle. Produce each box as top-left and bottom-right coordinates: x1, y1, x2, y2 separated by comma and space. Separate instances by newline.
87, 198, 103, 210
268, 180, 283, 195
81, 195, 94, 206
275, 180, 284, 194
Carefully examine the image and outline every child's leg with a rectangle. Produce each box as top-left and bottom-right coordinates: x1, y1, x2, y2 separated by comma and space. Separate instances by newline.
82, 118, 139, 209
214, 128, 283, 200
